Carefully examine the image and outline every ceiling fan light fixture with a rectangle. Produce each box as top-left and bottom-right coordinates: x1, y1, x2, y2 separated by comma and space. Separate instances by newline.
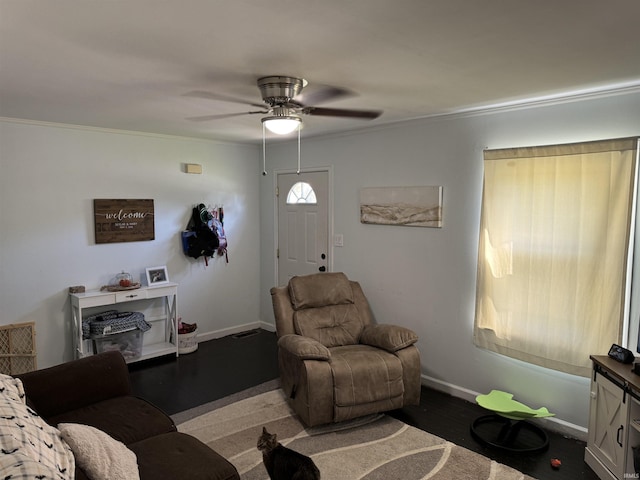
262, 116, 302, 135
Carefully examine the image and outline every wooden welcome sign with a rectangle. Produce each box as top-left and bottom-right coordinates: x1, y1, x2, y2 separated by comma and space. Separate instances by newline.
94, 199, 155, 244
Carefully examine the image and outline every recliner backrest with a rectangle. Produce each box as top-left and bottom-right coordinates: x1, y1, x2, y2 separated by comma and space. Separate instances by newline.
271, 272, 375, 340
289, 272, 354, 309
287, 272, 367, 347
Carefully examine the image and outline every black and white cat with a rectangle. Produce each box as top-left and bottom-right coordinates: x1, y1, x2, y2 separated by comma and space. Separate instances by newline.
257, 427, 321, 480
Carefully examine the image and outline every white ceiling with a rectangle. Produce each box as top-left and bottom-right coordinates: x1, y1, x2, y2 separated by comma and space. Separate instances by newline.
1, 0, 639, 144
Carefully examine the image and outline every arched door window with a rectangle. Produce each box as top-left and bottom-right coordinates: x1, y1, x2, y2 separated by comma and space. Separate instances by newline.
286, 181, 317, 204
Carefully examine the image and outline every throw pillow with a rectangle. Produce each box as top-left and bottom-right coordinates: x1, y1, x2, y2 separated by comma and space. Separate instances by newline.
58, 423, 140, 480
0, 374, 74, 480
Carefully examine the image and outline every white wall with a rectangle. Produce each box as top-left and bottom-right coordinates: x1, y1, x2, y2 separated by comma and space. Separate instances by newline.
0, 121, 261, 369
259, 91, 640, 433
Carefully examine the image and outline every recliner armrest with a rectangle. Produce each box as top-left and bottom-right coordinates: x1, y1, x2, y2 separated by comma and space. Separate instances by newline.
278, 334, 331, 361
360, 324, 418, 352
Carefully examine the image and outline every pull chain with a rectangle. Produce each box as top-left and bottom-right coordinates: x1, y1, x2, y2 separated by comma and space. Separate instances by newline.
262, 123, 267, 176
297, 124, 301, 175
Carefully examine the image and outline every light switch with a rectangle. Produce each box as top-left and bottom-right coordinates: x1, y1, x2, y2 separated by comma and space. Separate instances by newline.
334, 234, 344, 247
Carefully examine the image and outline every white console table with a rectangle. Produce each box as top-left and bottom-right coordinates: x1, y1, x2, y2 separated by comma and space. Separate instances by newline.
70, 283, 179, 362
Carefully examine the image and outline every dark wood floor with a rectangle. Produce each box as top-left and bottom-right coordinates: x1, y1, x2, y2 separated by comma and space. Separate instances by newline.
128, 329, 599, 480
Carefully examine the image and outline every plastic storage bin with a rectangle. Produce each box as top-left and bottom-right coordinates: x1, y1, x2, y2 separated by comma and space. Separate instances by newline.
92, 329, 143, 361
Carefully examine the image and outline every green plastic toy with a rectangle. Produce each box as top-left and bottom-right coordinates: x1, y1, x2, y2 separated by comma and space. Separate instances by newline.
476, 390, 555, 420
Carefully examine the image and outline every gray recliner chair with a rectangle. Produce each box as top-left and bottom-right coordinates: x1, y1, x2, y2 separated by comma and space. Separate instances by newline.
270, 272, 421, 427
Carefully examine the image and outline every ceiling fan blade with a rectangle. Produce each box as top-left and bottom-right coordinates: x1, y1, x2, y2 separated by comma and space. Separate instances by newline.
183, 90, 266, 109
294, 85, 354, 106
186, 111, 267, 122
302, 106, 382, 119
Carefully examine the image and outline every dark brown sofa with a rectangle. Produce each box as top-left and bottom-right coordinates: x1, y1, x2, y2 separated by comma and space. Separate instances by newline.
16, 350, 239, 480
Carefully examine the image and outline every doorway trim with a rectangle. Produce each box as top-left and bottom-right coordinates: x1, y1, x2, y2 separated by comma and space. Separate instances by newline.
273, 165, 334, 286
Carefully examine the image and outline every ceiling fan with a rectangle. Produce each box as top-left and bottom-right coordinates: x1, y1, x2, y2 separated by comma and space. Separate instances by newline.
184, 76, 382, 134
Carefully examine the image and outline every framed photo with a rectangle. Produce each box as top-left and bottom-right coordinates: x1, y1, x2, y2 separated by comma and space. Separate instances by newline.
146, 266, 169, 287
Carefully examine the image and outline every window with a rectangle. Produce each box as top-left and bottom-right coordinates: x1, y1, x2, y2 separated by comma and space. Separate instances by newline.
474, 138, 638, 376
286, 182, 317, 205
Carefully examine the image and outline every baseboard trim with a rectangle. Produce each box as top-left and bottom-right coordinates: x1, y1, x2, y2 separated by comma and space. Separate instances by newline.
259, 321, 276, 333
421, 374, 588, 442
196, 322, 260, 342
193, 322, 276, 343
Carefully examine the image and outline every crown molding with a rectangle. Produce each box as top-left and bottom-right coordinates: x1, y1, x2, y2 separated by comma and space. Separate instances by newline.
446, 80, 640, 118
0, 117, 252, 147
3, 80, 639, 144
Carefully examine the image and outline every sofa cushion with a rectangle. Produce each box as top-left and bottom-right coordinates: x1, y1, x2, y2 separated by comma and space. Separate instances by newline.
0, 374, 74, 480
48, 395, 176, 445
294, 304, 363, 347
289, 272, 354, 310
18, 350, 132, 420
59, 423, 140, 480
129, 432, 240, 480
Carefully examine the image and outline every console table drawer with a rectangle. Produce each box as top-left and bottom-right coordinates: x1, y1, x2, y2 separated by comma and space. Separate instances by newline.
115, 290, 148, 303
146, 285, 177, 299
77, 293, 117, 308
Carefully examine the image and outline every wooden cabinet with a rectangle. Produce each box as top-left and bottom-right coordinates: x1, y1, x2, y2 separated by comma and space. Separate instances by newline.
70, 283, 178, 363
586, 355, 640, 479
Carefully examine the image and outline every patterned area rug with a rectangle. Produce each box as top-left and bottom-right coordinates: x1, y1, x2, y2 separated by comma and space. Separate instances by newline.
177, 388, 536, 480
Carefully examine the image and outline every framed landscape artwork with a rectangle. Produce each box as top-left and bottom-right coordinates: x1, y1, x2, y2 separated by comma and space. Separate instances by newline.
360, 186, 443, 228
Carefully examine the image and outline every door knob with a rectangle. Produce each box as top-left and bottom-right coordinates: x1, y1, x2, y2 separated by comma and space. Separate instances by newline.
318, 266, 326, 272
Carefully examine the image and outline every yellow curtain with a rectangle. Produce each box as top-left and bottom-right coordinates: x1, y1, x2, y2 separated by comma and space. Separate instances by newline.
474, 138, 638, 377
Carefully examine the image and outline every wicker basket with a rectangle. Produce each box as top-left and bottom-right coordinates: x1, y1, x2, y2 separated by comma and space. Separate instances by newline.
178, 331, 198, 354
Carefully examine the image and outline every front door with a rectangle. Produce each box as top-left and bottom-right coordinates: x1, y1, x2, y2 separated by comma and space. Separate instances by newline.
276, 170, 329, 286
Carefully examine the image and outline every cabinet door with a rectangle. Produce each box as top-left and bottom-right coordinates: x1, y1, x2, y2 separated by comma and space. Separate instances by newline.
627, 396, 640, 477
588, 371, 628, 479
